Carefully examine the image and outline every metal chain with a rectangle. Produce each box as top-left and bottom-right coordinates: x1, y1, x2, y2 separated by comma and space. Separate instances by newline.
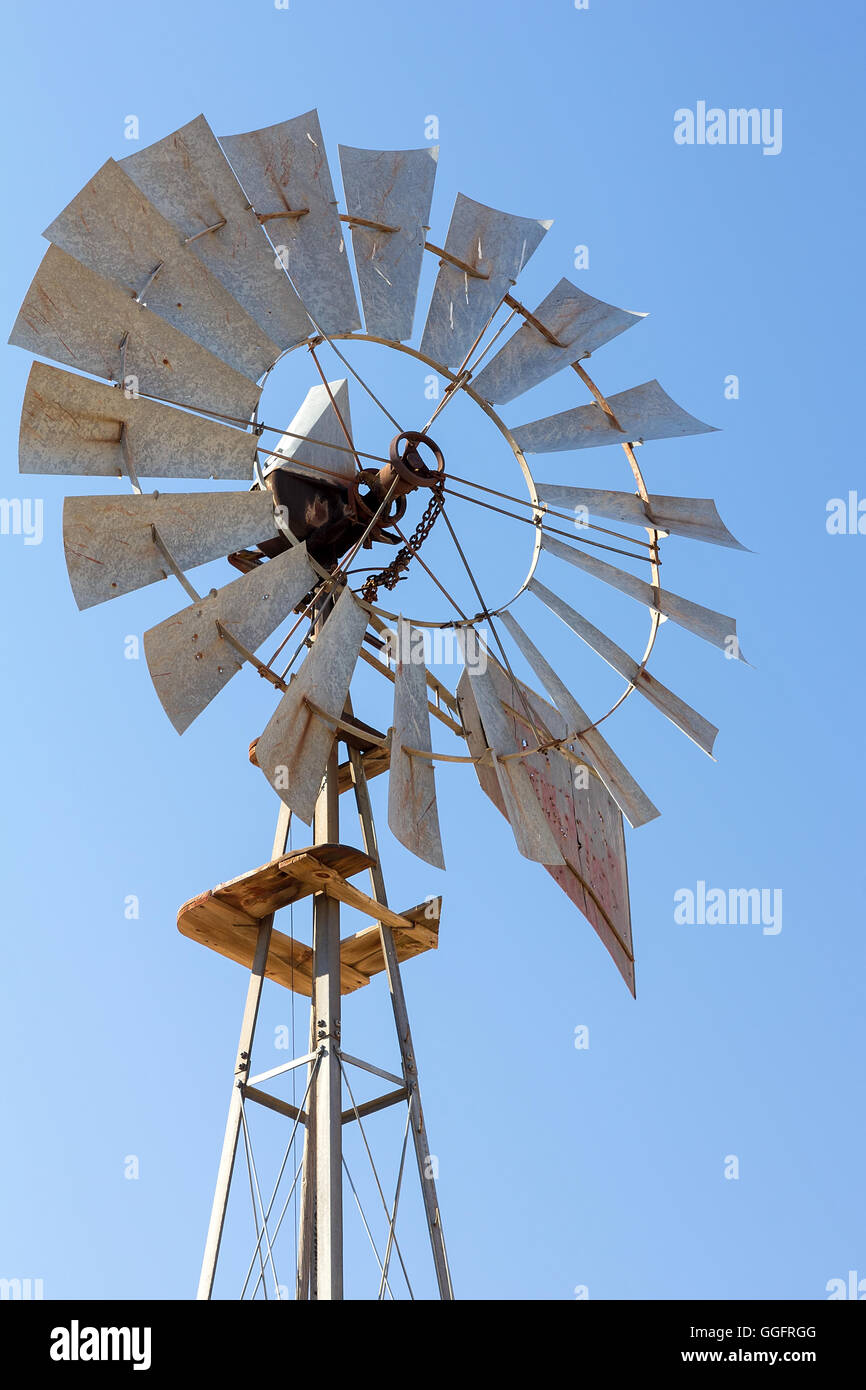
360, 482, 445, 604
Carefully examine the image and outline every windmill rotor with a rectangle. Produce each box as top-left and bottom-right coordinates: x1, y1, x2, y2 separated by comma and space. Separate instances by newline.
10, 107, 747, 1298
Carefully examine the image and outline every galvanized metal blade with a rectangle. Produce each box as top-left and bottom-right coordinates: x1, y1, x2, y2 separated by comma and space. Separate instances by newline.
254, 586, 368, 824
121, 114, 311, 352
19, 362, 256, 480
541, 532, 747, 660
263, 379, 354, 484
529, 577, 718, 757
9, 246, 260, 421
512, 379, 717, 453
43, 159, 280, 381
388, 626, 448, 865
338, 145, 437, 343
457, 627, 564, 865
220, 111, 361, 337
420, 194, 551, 368
387, 618, 445, 869
144, 543, 317, 733
63, 490, 278, 610
472, 279, 645, 405
500, 611, 659, 829
458, 661, 635, 994
536, 482, 746, 550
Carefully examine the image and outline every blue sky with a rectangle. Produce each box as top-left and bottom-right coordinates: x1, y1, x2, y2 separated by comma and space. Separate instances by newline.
1, 0, 863, 1300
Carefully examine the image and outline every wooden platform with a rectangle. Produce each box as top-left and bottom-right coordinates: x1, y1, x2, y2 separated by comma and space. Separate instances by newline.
177, 843, 440, 995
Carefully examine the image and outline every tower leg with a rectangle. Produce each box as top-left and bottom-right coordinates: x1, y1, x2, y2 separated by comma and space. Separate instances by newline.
348, 746, 454, 1299
196, 805, 290, 1300
310, 744, 343, 1299
295, 1003, 317, 1300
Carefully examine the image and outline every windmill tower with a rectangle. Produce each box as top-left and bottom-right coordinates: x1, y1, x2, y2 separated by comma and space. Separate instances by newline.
10, 110, 746, 1299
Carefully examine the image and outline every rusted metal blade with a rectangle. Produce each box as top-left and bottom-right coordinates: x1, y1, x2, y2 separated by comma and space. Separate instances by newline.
144, 543, 317, 733
220, 111, 361, 337
121, 114, 311, 351
255, 586, 369, 824
472, 279, 645, 404
456, 627, 564, 865
420, 194, 551, 367
512, 379, 717, 453
529, 578, 718, 757
9, 246, 260, 421
263, 379, 354, 484
43, 159, 280, 381
536, 482, 746, 550
387, 617, 445, 869
500, 610, 660, 828
19, 362, 256, 480
541, 533, 747, 660
458, 661, 635, 994
63, 491, 277, 610
338, 145, 437, 343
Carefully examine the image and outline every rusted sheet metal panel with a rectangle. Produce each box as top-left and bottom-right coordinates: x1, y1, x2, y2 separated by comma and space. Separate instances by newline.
529, 578, 718, 756
457, 661, 635, 995
536, 482, 745, 550
541, 533, 746, 660
220, 110, 360, 337
121, 114, 311, 352
472, 278, 645, 405
144, 543, 317, 733
43, 159, 280, 381
19, 362, 256, 480
263, 379, 355, 484
512, 378, 717, 454
63, 491, 277, 610
420, 194, 551, 367
387, 618, 445, 869
457, 628, 563, 865
255, 586, 368, 824
338, 145, 438, 343
9, 246, 260, 421
500, 611, 659, 828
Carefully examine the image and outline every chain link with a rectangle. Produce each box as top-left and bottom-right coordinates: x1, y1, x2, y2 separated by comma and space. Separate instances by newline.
360, 483, 445, 605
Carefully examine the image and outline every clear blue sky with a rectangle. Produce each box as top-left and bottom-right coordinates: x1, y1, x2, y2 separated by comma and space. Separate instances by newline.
1, 0, 863, 1300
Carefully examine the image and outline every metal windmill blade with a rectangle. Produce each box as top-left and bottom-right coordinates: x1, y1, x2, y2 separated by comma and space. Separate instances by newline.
219, 110, 361, 337
387, 617, 446, 870
144, 543, 318, 734
535, 482, 747, 549
472, 278, 646, 405
254, 584, 370, 825
19, 362, 257, 481
511, 378, 717, 453
338, 145, 438, 343
457, 651, 636, 995
420, 193, 552, 366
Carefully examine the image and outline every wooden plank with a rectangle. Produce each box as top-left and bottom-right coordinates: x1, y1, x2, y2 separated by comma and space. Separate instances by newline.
282, 856, 415, 930
341, 1087, 408, 1125
178, 844, 375, 939
243, 1085, 308, 1126
179, 885, 439, 996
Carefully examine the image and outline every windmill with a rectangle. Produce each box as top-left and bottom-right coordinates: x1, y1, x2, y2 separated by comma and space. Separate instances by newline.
10, 110, 746, 1300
